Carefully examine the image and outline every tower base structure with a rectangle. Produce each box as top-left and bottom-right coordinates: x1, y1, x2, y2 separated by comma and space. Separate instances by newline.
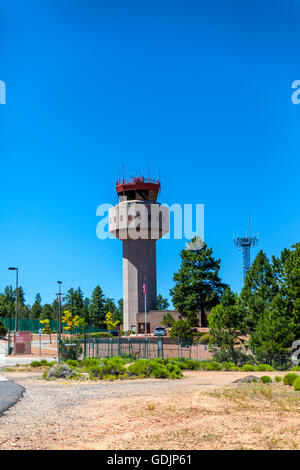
123, 240, 157, 332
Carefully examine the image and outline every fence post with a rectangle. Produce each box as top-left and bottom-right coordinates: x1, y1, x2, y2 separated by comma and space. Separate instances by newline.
83, 333, 86, 358
128, 338, 131, 357
7, 330, 10, 355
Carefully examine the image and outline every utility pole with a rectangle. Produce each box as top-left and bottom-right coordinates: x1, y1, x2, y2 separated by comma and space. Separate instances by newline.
57, 281, 62, 363
8, 267, 19, 331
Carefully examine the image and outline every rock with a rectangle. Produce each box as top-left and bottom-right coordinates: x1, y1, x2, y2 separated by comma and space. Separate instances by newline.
233, 375, 259, 383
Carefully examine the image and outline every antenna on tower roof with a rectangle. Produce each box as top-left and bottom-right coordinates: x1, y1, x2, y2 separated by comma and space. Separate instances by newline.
234, 217, 258, 279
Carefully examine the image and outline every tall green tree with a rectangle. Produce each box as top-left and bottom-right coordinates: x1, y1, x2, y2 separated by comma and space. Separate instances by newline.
170, 242, 226, 326
30, 293, 42, 319
40, 303, 55, 321
0, 286, 15, 318
240, 250, 278, 331
115, 299, 123, 325
16, 286, 30, 319
89, 285, 106, 328
63, 288, 86, 318
272, 243, 300, 339
157, 294, 170, 310
250, 243, 300, 356
208, 287, 247, 363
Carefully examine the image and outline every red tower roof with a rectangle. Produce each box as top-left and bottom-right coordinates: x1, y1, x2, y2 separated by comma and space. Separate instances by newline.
115, 176, 160, 195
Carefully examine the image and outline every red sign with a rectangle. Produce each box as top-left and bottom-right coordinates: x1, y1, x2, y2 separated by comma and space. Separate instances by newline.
14, 331, 31, 343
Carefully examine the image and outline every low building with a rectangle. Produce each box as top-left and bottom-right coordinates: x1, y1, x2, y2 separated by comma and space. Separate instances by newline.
135, 310, 210, 334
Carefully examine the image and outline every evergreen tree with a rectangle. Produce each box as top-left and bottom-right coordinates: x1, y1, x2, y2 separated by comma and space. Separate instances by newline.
89, 285, 106, 328
2, 286, 16, 318
251, 243, 300, 357
157, 294, 170, 310
240, 250, 278, 331
170, 242, 226, 326
30, 293, 42, 319
16, 286, 30, 319
162, 313, 175, 327
208, 287, 247, 363
114, 299, 123, 325
40, 303, 55, 321
64, 287, 86, 318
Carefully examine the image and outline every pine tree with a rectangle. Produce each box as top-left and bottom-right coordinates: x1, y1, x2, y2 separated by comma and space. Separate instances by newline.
170, 242, 226, 326
240, 250, 278, 331
89, 285, 106, 328
247, 244, 300, 360
208, 287, 247, 363
30, 293, 42, 319
40, 303, 55, 321
157, 294, 170, 310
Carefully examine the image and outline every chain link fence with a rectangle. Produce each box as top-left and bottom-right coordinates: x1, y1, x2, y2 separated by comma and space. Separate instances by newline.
59, 335, 213, 362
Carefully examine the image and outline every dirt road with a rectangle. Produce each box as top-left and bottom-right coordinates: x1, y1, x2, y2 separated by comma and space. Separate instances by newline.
0, 370, 299, 450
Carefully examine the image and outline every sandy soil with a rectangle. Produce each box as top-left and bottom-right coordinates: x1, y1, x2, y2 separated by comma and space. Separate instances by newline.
0, 370, 299, 450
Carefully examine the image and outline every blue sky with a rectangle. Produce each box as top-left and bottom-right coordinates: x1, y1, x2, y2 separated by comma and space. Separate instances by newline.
1, 0, 300, 307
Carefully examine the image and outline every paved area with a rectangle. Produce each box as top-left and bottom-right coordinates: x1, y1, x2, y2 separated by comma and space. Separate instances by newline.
0, 373, 24, 417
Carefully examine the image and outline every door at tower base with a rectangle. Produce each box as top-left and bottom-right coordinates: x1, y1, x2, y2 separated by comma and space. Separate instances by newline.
138, 323, 151, 334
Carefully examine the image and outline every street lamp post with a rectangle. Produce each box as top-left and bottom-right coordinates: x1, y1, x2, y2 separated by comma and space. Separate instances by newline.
8, 267, 18, 332
57, 281, 62, 363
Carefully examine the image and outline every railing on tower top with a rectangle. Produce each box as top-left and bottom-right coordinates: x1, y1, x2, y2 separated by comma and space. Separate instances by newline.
116, 177, 160, 186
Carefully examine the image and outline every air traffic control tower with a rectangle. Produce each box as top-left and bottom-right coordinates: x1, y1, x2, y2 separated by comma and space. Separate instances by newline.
109, 177, 169, 332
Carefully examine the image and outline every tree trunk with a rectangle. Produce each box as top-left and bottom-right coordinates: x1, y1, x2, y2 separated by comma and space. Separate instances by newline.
200, 306, 207, 327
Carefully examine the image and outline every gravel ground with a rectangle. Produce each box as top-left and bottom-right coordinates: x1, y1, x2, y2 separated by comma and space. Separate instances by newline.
0, 370, 298, 450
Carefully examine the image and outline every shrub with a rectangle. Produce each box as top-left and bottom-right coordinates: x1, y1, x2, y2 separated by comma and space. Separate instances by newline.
162, 313, 175, 328
127, 359, 182, 379
274, 376, 283, 382
66, 359, 79, 369
89, 332, 112, 338
293, 376, 300, 391
150, 365, 169, 379
241, 364, 255, 372
260, 376, 272, 384
46, 364, 77, 380
101, 356, 126, 376
170, 320, 193, 341
89, 366, 104, 379
127, 359, 153, 378
283, 373, 299, 386
30, 361, 41, 368
80, 357, 100, 369
0, 321, 7, 338
290, 365, 300, 371
201, 361, 222, 371
222, 362, 240, 371
39, 359, 55, 367
198, 333, 210, 344
165, 362, 183, 379
255, 364, 274, 372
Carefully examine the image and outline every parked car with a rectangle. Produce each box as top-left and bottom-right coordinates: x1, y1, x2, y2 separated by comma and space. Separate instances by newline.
153, 327, 166, 336
109, 330, 119, 337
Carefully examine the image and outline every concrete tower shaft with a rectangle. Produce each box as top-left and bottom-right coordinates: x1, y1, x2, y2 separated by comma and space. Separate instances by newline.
109, 177, 169, 332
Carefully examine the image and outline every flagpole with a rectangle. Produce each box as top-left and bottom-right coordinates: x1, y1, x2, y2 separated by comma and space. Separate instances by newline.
144, 278, 147, 337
